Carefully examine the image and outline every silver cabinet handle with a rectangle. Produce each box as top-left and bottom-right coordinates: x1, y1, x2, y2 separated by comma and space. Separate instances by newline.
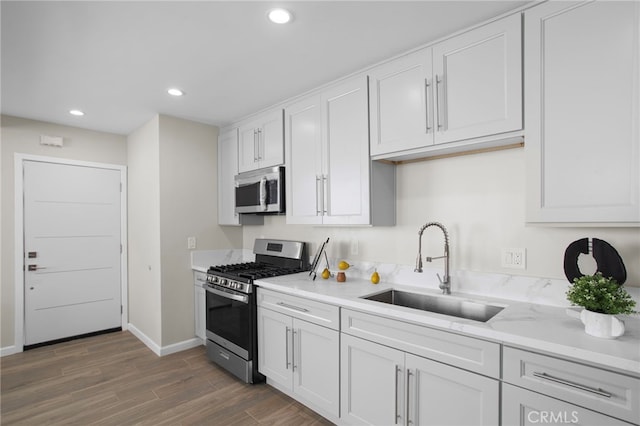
315, 175, 322, 216
276, 302, 309, 313
406, 369, 414, 424
394, 365, 402, 424
435, 74, 443, 130
291, 329, 297, 372
253, 129, 259, 162
218, 351, 230, 360
322, 175, 328, 215
424, 78, 432, 133
533, 372, 612, 398
257, 128, 263, 161
285, 326, 291, 369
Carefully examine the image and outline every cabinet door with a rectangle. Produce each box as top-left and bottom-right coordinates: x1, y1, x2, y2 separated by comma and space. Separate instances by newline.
525, 1, 640, 223
258, 109, 284, 169
433, 13, 522, 145
257, 307, 292, 391
407, 354, 499, 426
322, 75, 372, 225
217, 128, 240, 225
341, 333, 405, 425
293, 319, 339, 418
369, 48, 434, 156
238, 121, 259, 173
285, 96, 323, 225
502, 383, 630, 426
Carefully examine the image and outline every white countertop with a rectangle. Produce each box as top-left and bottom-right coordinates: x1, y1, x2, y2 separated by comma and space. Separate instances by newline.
255, 272, 640, 376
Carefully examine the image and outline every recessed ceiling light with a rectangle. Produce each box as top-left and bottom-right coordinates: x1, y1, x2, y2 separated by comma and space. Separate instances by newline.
167, 88, 184, 96
268, 8, 292, 24
69, 109, 84, 116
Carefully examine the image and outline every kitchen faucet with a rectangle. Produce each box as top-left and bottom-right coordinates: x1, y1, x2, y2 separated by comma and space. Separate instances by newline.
415, 222, 451, 295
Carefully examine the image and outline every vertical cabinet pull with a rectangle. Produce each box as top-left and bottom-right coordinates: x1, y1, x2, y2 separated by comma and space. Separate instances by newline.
435, 74, 443, 130
291, 329, 298, 372
257, 128, 263, 161
406, 369, 414, 425
285, 326, 291, 369
424, 78, 432, 133
322, 175, 328, 215
315, 175, 323, 216
394, 365, 402, 424
253, 129, 259, 162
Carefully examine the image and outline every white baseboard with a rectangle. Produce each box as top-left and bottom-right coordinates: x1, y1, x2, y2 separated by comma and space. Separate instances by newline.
127, 323, 203, 357
0, 345, 20, 357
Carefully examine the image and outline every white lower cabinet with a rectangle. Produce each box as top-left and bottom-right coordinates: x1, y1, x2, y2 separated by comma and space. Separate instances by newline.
193, 271, 206, 342
502, 346, 640, 425
340, 333, 499, 426
502, 383, 631, 426
257, 289, 340, 419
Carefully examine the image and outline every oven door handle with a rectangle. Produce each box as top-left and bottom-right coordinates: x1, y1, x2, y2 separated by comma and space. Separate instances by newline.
206, 285, 249, 304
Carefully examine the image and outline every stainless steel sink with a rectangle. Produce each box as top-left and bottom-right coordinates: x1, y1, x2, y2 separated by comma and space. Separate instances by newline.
361, 289, 504, 322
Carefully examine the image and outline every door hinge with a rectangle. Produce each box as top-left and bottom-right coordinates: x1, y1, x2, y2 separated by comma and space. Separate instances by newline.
120, 182, 122, 192
121, 305, 123, 314
120, 244, 122, 254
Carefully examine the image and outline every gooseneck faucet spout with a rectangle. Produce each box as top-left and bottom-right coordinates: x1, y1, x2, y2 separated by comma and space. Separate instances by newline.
415, 222, 451, 295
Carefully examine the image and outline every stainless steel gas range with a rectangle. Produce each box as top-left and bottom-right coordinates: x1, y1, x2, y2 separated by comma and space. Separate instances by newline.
204, 239, 308, 383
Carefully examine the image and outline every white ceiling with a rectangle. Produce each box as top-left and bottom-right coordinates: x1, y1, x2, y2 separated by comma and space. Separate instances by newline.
1, 1, 531, 135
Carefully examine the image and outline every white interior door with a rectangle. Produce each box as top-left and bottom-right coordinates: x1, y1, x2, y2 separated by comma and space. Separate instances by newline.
24, 160, 122, 346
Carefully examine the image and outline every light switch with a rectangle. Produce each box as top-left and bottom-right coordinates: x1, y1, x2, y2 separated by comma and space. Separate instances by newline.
187, 237, 196, 249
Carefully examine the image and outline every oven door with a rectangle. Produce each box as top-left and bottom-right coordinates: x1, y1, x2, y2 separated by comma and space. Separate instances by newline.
205, 284, 252, 360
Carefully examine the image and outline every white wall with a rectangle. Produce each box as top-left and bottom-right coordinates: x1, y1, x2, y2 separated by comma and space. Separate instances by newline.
1, 115, 128, 349
242, 147, 640, 287
127, 116, 162, 345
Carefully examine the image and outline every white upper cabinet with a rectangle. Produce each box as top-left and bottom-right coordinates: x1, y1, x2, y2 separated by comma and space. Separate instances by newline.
369, 13, 522, 159
433, 13, 522, 145
217, 128, 240, 226
369, 48, 434, 156
285, 74, 395, 226
525, 1, 640, 224
238, 109, 284, 173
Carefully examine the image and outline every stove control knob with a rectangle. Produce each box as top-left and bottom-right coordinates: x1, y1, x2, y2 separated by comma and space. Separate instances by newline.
219, 279, 227, 286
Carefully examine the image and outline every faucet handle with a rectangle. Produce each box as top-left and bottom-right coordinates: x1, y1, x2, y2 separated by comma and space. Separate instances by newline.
436, 273, 443, 285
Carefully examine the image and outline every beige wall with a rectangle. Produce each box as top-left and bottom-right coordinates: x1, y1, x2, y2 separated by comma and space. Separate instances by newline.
158, 115, 241, 346
243, 147, 640, 287
1, 115, 128, 349
127, 116, 162, 345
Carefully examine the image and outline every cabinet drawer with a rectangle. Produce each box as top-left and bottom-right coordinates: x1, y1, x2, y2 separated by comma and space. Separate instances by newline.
502, 383, 630, 426
341, 308, 500, 378
503, 346, 640, 424
257, 288, 339, 331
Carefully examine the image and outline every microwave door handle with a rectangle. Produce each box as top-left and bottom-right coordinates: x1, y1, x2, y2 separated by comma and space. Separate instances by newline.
259, 176, 268, 211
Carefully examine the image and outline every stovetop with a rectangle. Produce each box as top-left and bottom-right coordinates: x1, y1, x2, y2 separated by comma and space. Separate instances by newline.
207, 262, 306, 283
205, 239, 309, 294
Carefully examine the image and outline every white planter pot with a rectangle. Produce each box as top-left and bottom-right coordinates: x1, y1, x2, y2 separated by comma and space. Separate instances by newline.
580, 309, 625, 339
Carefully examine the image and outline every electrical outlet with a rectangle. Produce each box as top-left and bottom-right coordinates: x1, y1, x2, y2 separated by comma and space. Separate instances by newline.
350, 239, 359, 256
187, 237, 196, 250
501, 248, 526, 269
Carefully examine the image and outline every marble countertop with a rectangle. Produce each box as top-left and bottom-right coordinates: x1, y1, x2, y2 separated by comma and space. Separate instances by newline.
254, 273, 640, 376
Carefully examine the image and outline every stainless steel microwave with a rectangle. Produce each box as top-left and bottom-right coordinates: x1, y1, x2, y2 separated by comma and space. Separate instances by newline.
234, 166, 285, 214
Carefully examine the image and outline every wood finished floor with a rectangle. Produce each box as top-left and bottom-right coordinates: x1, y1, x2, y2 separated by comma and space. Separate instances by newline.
0, 331, 334, 425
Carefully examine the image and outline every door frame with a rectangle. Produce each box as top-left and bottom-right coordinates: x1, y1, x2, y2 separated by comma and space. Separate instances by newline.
14, 154, 128, 352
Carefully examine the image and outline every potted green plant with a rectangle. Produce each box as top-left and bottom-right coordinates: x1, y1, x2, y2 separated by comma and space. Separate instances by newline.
566, 273, 637, 339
